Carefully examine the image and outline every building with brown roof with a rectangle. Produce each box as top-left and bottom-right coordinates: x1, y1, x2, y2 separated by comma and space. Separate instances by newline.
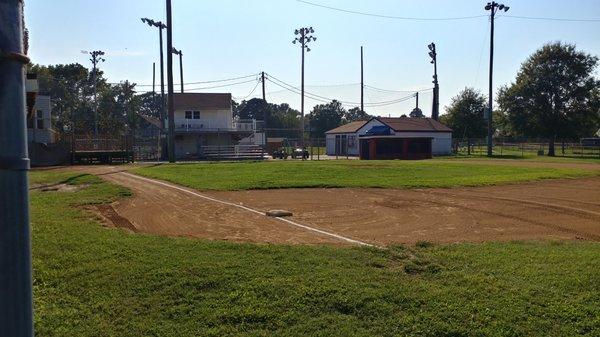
325, 117, 452, 159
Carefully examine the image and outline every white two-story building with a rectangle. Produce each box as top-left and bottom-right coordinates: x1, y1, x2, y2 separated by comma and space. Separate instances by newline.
169, 93, 263, 160
26, 75, 56, 144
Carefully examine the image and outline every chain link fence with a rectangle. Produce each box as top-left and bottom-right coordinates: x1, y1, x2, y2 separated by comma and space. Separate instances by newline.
454, 138, 600, 159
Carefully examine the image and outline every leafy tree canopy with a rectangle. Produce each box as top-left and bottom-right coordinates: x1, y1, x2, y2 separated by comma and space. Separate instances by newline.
344, 107, 371, 123
309, 100, 345, 138
29, 63, 142, 137
409, 107, 424, 118
234, 98, 301, 138
440, 88, 487, 139
498, 42, 600, 155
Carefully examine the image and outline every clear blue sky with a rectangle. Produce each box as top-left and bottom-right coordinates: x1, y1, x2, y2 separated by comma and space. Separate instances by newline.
26, 0, 600, 117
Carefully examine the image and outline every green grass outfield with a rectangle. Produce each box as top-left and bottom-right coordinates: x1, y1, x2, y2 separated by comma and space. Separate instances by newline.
132, 160, 597, 191
30, 171, 600, 336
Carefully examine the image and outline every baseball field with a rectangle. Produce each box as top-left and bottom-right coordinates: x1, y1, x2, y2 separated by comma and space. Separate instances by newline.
30, 158, 600, 336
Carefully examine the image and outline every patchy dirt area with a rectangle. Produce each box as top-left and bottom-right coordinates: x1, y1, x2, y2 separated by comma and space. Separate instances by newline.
75, 166, 341, 245
72, 165, 600, 246
30, 183, 89, 193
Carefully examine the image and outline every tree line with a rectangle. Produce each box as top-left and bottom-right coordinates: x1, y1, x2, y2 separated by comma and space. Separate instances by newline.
28, 63, 371, 139
30, 42, 599, 154
441, 42, 600, 156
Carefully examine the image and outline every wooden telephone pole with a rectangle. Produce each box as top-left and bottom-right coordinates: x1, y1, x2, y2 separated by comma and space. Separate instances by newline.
261, 71, 266, 101
166, 0, 175, 162
485, 2, 510, 157
361, 46, 364, 112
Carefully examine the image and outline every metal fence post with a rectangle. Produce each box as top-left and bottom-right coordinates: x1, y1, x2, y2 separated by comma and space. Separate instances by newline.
0, 1, 34, 336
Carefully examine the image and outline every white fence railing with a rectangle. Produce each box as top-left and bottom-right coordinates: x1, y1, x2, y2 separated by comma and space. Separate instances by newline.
172, 119, 263, 132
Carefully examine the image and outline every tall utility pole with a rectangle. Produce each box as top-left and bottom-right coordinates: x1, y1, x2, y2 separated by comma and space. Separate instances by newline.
261, 71, 266, 101
172, 47, 184, 93
428, 43, 439, 120
152, 62, 156, 95
166, 0, 175, 163
484, 2, 510, 157
141, 18, 166, 130
261, 71, 267, 146
83, 50, 105, 138
415, 92, 419, 110
0, 1, 33, 336
361, 46, 364, 112
293, 27, 316, 147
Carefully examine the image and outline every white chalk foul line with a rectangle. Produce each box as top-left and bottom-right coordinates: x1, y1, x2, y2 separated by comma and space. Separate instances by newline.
120, 172, 374, 247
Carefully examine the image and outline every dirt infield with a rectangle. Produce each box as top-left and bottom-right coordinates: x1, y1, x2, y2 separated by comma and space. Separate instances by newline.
75, 166, 600, 246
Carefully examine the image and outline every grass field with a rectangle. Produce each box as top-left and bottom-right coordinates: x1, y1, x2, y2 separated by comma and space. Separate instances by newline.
30, 170, 600, 336
445, 153, 600, 164
132, 160, 596, 191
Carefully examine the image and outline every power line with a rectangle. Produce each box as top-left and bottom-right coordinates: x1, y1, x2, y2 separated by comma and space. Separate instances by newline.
296, 0, 487, 21
297, 0, 600, 23
268, 76, 361, 105
364, 85, 433, 93
234, 80, 262, 100
500, 14, 600, 22
132, 73, 259, 87
266, 75, 417, 108
178, 78, 259, 91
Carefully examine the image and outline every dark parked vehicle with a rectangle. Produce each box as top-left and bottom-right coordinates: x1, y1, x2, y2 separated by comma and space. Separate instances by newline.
291, 147, 309, 159
271, 148, 289, 159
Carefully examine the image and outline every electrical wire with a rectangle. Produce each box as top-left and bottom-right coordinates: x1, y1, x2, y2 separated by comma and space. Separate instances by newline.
364, 85, 433, 93
296, 0, 487, 21
297, 0, 600, 23
132, 73, 260, 87
185, 78, 259, 91
266, 76, 417, 107
473, 22, 490, 87
233, 80, 262, 101
501, 15, 600, 22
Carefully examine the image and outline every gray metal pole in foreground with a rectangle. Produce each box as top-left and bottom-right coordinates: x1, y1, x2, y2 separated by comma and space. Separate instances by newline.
0, 1, 34, 336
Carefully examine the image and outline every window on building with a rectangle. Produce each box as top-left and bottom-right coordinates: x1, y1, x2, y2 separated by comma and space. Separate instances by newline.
185, 111, 193, 119
36, 110, 44, 129
193, 111, 200, 119
348, 135, 356, 148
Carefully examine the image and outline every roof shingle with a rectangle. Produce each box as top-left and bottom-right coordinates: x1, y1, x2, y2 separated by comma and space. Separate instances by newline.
377, 117, 452, 132
325, 120, 369, 134
173, 93, 232, 110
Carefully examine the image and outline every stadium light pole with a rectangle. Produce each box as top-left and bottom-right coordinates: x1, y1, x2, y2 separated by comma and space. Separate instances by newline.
0, 1, 33, 336
293, 27, 316, 147
171, 47, 184, 93
484, 2, 510, 157
141, 18, 167, 130
82, 50, 105, 138
428, 43, 439, 120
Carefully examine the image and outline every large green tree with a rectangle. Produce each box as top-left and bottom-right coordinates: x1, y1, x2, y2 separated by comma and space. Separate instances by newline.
309, 100, 345, 138
234, 98, 301, 138
344, 107, 371, 123
440, 88, 487, 139
29, 63, 146, 137
29, 63, 96, 134
497, 42, 600, 156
